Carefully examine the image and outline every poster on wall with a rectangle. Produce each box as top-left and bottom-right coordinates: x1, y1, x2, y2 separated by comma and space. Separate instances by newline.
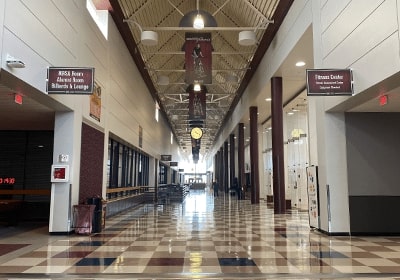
306, 165, 320, 229
185, 32, 212, 84
90, 82, 101, 122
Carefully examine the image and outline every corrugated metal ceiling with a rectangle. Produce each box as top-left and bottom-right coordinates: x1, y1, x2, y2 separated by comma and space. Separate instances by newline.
109, 0, 292, 161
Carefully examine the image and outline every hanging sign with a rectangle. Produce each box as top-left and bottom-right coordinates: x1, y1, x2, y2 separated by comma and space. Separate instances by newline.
306, 69, 353, 96
185, 33, 212, 84
188, 85, 206, 120
47, 67, 95, 94
90, 82, 101, 121
160, 155, 172, 161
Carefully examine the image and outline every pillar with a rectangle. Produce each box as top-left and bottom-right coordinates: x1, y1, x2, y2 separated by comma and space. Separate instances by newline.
224, 141, 229, 192
238, 123, 245, 189
249, 106, 260, 204
271, 77, 285, 213
229, 133, 235, 187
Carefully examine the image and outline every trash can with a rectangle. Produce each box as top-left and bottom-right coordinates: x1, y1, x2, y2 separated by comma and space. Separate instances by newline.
87, 197, 105, 233
73, 204, 96, 234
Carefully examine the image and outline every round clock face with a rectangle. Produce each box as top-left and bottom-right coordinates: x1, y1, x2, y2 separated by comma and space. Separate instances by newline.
190, 127, 203, 139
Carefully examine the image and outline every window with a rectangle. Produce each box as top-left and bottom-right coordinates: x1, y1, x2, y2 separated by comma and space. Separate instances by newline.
107, 138, 149, 188
159, 163, 168, 184
86, 0, 109, 39
155, 102, 159, 122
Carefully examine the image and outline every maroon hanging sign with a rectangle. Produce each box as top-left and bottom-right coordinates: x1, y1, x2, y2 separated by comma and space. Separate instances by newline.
185, 33, 212, 84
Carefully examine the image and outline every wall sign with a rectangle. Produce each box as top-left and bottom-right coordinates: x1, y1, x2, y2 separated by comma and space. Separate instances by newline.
306, 69, 353, 96
47, 67, 95, 94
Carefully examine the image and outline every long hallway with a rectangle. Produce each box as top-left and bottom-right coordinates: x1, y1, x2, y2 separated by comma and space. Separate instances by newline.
0, 189, 400, 279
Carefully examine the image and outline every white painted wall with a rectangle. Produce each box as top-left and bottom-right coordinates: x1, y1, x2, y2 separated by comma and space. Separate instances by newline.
308, 0, 400, 234
212, 0, 313, 151
1, 0, 180, 164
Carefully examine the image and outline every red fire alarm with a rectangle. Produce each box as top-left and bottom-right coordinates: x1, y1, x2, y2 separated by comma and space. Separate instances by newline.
14, 93, 23, 105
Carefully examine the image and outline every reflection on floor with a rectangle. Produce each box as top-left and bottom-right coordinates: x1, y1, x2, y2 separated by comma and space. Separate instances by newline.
0, 189, 400, 280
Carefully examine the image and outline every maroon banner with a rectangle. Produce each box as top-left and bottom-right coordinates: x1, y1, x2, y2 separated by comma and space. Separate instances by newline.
306, 69, 353, 96
188, 86, 206, 120
185, 33, 212, 84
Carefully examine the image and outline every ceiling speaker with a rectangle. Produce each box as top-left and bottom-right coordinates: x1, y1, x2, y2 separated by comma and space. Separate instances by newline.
238, 31, 256, 46
141, 31, 158, 46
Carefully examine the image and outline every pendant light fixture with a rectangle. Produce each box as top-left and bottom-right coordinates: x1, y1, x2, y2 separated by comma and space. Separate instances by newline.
193, 0, 204, 29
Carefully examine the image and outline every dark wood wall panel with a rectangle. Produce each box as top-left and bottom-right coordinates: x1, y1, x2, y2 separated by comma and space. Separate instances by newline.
79, 123, 104, 203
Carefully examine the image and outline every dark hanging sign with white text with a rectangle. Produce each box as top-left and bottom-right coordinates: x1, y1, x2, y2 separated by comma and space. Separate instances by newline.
161, 155, 172, 161
306, 69, 353, 96
47, 67, 95, 94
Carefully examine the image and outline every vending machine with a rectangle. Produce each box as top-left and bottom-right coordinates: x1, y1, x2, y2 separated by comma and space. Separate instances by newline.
306, 165, 320, 229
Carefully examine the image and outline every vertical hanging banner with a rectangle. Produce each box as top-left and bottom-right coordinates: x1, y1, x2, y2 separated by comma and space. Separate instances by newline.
139, 125, 143, 148
188, 86, 206, 120
90, 82, 101, 122
185, 33, 212, 84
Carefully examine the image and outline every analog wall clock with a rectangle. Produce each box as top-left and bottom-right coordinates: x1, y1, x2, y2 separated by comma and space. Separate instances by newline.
190, 127, 203, 139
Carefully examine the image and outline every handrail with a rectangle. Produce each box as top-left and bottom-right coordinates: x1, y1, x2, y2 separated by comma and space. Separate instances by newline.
0, 189, 51, 195
106, 186, 148, 194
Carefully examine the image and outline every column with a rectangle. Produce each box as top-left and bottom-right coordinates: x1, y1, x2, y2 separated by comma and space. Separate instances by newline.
49, 111, 82, 233
219, 147, 224, 190
249, 106, 260, 204
229, 133, 235, 187
238, 123, 245, 190
224, 141, 229, 193
271, 77, 285, 213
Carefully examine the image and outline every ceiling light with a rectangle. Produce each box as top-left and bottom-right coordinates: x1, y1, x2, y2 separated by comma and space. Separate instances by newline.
226, 73, 237, 83
238, 31, 256, 46
193, 83, 201, 92
141, 30, 158, 46
295, 61, 306, 67
193, 14, 204, 29
123, 20, 158, 46
157, 75, 169, 85
179, 10, 217, 28
265, 98, 271, 101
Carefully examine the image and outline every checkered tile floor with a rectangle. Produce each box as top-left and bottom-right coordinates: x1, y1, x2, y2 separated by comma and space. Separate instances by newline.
0, 189, 400, 280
